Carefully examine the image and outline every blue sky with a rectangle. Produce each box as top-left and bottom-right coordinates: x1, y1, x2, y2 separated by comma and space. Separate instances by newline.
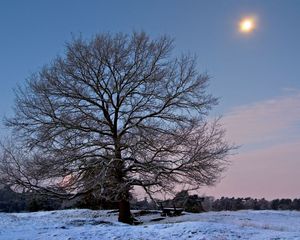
1, 0, 300, 199
1, 0, 300, 113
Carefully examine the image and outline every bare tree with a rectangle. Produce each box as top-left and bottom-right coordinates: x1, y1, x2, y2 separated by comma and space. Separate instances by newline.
1, 32, 233, 224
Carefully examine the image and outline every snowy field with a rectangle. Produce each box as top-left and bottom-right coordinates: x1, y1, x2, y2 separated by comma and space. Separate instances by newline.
1, 209, 300, 240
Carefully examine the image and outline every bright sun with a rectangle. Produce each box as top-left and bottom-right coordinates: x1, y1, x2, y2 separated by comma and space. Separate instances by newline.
239, 18, 255, 33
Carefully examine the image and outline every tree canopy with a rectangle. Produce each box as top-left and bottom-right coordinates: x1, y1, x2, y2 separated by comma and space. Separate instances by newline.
0, 32, 233, 223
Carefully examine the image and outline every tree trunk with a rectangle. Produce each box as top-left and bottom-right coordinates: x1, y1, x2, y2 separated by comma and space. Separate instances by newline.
114, 141, 133, 224
118, 198, 133, 224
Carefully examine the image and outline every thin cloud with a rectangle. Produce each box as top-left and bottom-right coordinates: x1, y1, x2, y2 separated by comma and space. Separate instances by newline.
201, 91, 300, 199
223, 92, 300, 148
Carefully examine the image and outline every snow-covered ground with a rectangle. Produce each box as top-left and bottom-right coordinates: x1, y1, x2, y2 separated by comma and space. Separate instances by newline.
0, 209, 300, 240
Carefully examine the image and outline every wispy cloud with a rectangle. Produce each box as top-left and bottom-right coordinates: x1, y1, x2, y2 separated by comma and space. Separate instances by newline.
202, 91, 300, 199
223, 91, 300, 148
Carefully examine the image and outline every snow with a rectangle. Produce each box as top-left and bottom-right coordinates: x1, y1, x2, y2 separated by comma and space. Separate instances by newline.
0, 209, 300, 239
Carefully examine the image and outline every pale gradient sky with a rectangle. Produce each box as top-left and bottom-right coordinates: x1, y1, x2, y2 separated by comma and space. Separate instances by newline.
1, 0, 300, 199
202, 91, 300, 199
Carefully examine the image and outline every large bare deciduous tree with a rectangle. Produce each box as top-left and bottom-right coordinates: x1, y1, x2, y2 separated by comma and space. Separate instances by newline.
0, 32, 233, 224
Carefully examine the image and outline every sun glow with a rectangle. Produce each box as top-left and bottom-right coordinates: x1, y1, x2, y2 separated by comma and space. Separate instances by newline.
239, 18, 255, 33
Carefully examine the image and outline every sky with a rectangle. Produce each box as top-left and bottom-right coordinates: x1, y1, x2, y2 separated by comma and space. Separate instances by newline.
1, 0, 300, 200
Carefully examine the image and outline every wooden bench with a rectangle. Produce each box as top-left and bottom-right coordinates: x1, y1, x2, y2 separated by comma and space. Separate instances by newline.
161, 207, 183, 217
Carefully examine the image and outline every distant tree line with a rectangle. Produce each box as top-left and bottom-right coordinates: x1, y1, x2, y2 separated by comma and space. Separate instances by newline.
131, 191, 300, 212
211, 196, 300, 211
1, 186, 300, 213
0, 184, 122, 212
0, 185, 63, 212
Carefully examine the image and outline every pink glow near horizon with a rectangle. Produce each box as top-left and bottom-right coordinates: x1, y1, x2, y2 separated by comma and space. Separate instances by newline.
200, 91, 300, 200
